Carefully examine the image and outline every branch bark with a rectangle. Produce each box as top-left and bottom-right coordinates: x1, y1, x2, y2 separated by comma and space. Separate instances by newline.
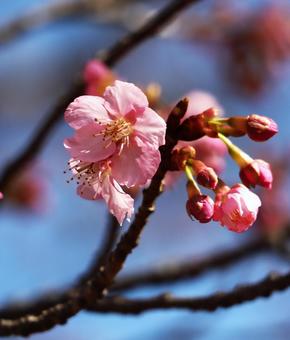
87, 270, 290, 314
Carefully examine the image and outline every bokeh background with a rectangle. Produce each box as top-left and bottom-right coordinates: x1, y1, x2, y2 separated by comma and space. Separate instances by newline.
1, 0, 290, 339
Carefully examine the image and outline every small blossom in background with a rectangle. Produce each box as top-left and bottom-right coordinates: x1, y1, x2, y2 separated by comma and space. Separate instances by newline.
84, 59, 116, 96
213, 183, 261, 233
0, 192, 3, 199
5, 164, 48, 212
225, 6, 290, 94
64, 80, 166, 224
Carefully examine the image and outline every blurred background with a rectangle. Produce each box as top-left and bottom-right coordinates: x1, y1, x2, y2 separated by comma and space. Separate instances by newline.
1, 0, 290, 339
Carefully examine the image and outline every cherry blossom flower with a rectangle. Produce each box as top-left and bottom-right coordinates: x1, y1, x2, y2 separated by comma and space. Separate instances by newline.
69, 159, 134, 225
213, 183, 261, 233
64, 80, 166, 187
0, 192, 3, 199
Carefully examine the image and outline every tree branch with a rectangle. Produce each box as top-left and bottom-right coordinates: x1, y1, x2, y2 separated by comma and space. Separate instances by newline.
87, 270, 290, 313
0, 99, 187, 337
0, 0, 200, 192
113, 238, 268, 292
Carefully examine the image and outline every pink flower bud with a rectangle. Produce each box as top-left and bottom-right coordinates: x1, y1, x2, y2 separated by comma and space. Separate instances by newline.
247, 114, 278, 142
186, 194, 214, 223
0, 192, 3, 199
213, 183, 261, 232
240, 159, 273, 189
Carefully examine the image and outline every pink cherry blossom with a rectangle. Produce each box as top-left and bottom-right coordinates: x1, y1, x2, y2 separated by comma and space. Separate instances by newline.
64, 80, 166, 187
213, 183, 261, 232
69, 159, 134, 225
0, 192, 3, 199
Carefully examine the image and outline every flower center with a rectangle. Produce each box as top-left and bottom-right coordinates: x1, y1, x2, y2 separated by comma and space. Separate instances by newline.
102, 118, 133, 147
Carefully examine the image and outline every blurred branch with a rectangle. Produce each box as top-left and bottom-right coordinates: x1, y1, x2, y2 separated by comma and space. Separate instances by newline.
113, 238, 268, 291
87, 270, 290, 313
0, 99, 187, 337
0, 0, 201, 193
0, 0, 137, 44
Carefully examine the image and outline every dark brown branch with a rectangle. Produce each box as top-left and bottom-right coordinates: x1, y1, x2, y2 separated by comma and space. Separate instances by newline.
0, 99, 187, 337
113, 238, 268, 292
87, 270, 290, 313
0, 0, 200, 193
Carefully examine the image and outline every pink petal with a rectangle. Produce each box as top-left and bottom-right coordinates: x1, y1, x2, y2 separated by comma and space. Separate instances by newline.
65, 95, 110, 129
64, 123, 116, 162
133, 107, 166, 149
101, 176, 134, 225
103, 80, 148, 117
111, 138, 161, 187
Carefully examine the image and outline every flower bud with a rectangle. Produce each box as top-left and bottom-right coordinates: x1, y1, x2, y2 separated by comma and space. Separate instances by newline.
247, 114, 278, 142
0, 192, 3, 199
191, 160, 218, 189
239, 159, 273, 189
170, 146, 196, 171
186, 194, 214, 223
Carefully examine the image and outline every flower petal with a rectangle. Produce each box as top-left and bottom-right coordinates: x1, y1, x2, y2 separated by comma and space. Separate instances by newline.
64, 123, 116, 162
65, 95, 110, 129
111, 138, 161, 187
101, 176, 134, 225
133, 107, 166, 149
103, 80, 148, 117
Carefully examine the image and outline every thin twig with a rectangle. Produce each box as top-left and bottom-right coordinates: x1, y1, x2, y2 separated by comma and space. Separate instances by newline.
87, 270, 290, 313
113, 238, 268, 292
0, 0, 200, 193
0, 99, 187, 337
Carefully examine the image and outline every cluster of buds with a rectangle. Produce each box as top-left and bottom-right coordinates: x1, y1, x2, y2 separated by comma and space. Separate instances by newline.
178, 109, 278, 143
171, 107, 278, 233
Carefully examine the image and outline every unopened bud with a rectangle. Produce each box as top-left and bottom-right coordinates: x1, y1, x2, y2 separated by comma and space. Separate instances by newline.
239, 159, 273, 189
247, 114, 278, 142
191, 160, 218, 189
186, 194, 214, 223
